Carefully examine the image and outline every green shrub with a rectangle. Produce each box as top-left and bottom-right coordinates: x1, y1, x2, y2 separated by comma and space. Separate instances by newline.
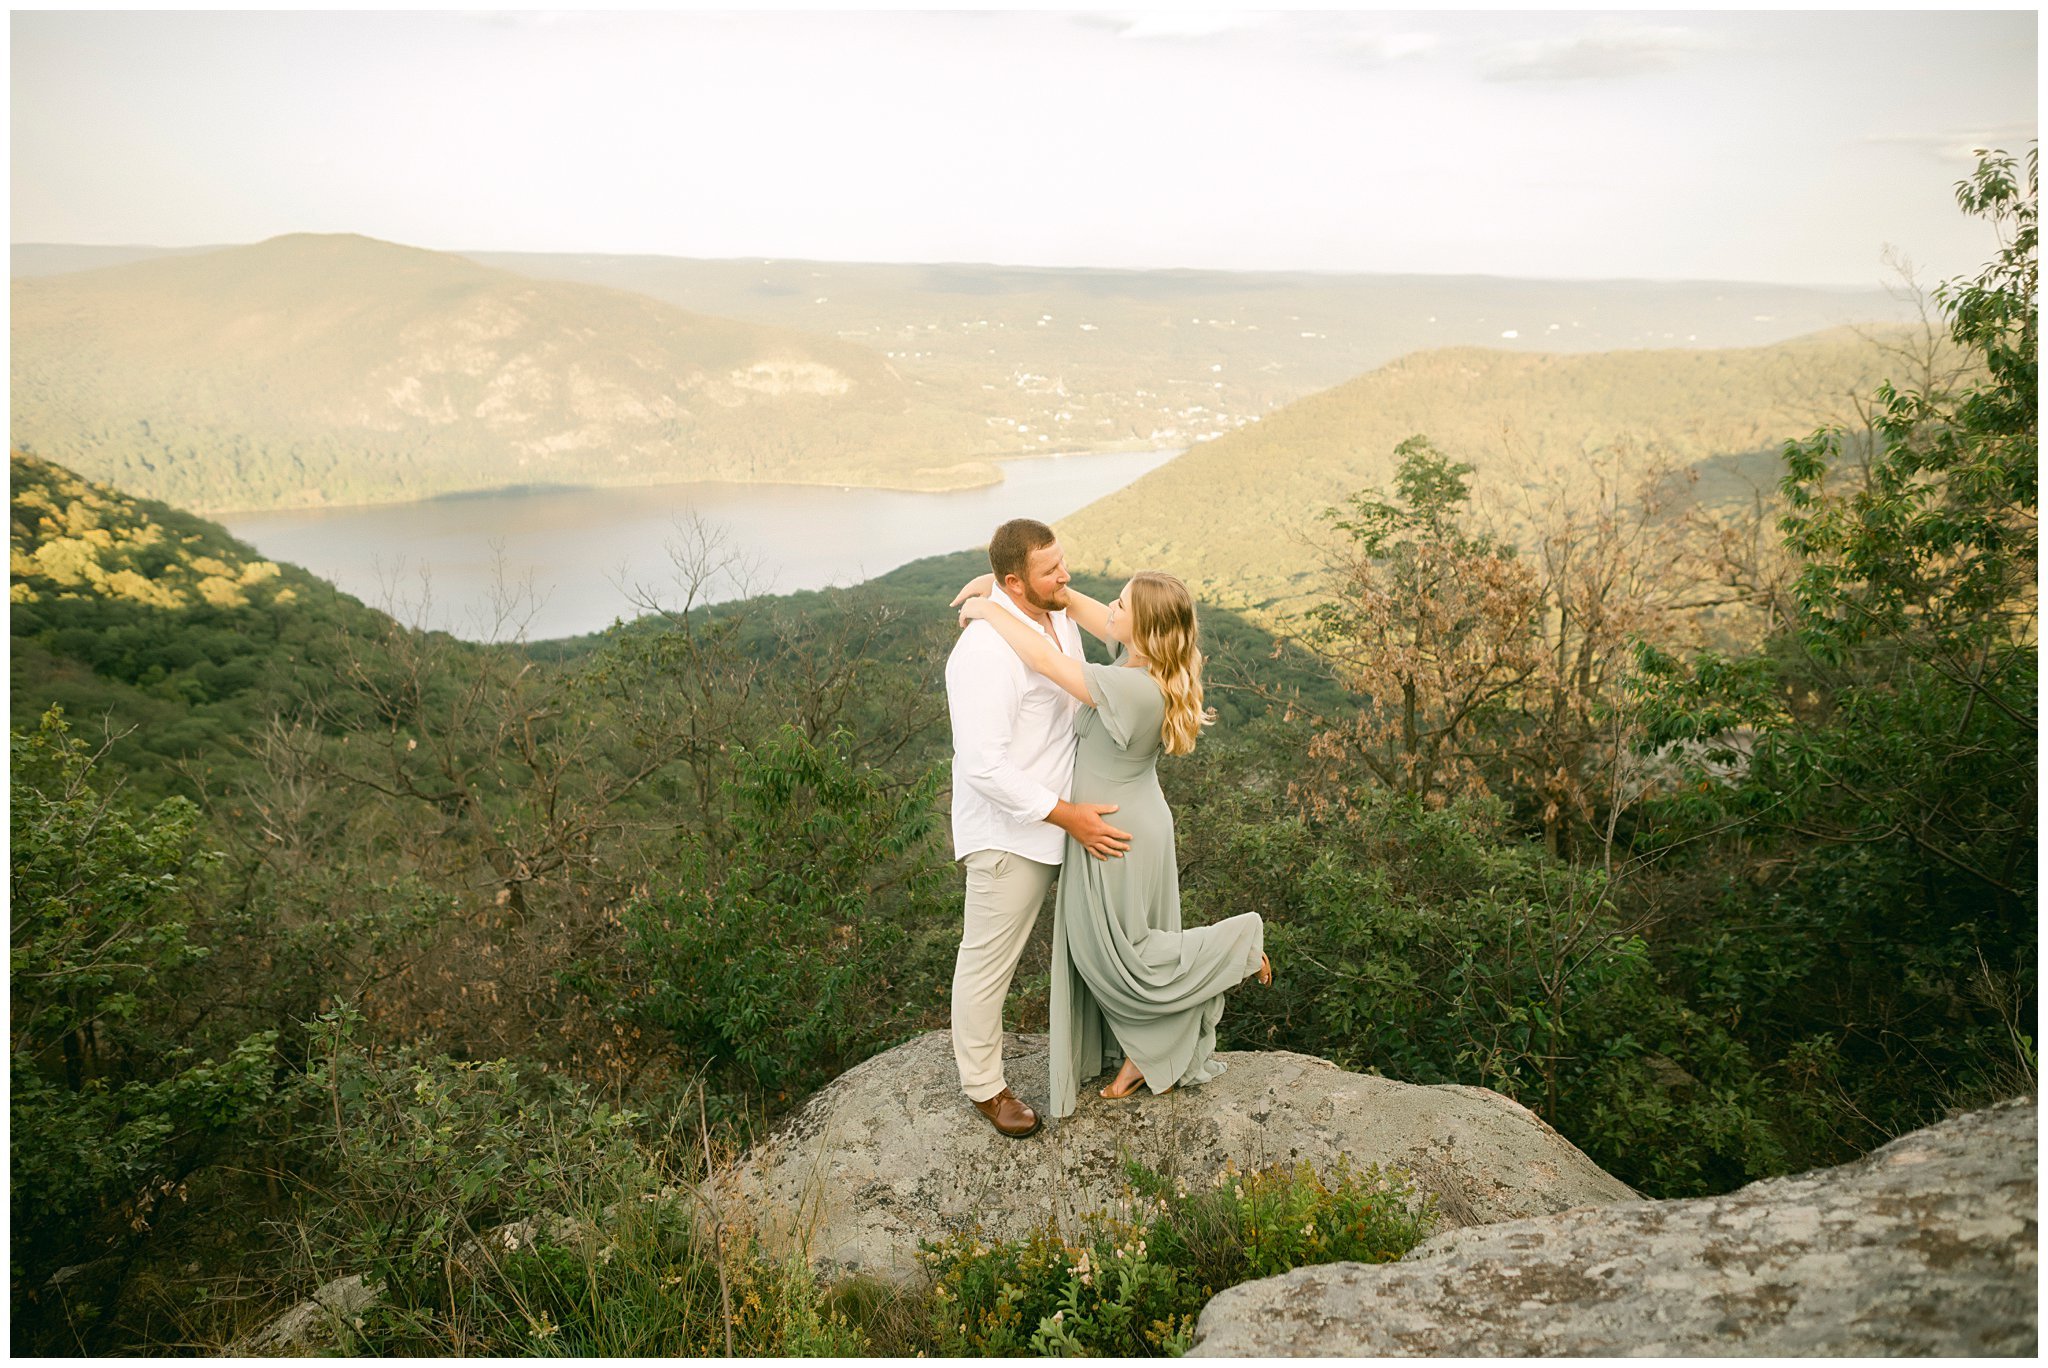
918, 1156, 1432, 1357
291, 1010, 868, 1356
1168, 774, 1790, 1197
293, 1006, 649, 1308
10, 707, 284, 1297
611, 725, 948, 1122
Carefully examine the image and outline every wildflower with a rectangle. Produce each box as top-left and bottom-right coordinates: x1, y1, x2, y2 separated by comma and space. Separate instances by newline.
528, 1313, 560, 1341
1301, 1222, 1316, 1237
1052, 1311, 1064, 1323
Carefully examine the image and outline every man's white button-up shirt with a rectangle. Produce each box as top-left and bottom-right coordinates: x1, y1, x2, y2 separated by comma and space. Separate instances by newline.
945, 585, 1086, 863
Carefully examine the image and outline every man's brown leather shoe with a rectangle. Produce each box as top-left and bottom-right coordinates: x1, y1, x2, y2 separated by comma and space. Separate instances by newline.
972, 1087, 1041, 1138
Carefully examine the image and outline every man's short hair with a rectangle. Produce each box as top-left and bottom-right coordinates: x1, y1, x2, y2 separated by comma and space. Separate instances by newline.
988, 518, 1056, 586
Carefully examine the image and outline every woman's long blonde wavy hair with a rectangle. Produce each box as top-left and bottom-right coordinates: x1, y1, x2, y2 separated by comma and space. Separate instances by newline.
1126, 571, 1210, 756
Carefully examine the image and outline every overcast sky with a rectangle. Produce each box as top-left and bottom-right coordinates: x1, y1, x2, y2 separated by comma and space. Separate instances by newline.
10, 7, 2037, 285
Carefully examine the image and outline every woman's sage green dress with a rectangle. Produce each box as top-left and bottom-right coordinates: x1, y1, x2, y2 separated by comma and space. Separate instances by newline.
1048, 659, 1266, 1118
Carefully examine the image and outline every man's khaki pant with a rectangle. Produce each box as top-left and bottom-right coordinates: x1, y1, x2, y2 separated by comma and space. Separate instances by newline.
951, 848, 1059, 1102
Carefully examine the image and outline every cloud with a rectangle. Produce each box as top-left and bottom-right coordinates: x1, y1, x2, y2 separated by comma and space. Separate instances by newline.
1481, 25, 1717, 82
1074, 11, 1270, 42
1339, 30, 1440, 65
1860, 126, 2039, 164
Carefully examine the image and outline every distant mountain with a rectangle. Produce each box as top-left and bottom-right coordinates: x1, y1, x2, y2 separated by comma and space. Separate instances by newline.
10, 234, 1003, 512
467, 250, 1920, 456
1053, 327, 1919, 618
18, 242, 1921, 493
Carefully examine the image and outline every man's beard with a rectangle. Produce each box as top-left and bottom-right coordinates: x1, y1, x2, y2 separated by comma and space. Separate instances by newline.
1020, 582, 1069, 613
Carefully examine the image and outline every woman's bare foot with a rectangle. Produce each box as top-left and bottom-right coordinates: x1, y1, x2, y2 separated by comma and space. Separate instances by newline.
1099, 1058, 1146, 1100
1257, 953, 1273, 986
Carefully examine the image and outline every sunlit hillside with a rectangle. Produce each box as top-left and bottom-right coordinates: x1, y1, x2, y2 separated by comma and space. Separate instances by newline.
9, 450, 390, 793
1055, 326, 1923, 618
10, 235, 1008, 513
11, 451, 305, 612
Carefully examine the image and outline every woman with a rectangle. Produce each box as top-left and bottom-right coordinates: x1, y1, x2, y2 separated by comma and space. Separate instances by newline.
955, 570, 1269, 1116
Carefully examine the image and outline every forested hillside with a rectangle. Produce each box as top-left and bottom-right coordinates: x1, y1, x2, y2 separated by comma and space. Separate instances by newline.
1058, 325, 1941, 622
10, 151, 2033, 1356
10, 234, 1004, 513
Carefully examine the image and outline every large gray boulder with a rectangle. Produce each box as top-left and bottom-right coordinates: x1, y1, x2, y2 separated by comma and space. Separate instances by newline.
1190, 1095, 2037, 1357
715, 1029, 1636, 1283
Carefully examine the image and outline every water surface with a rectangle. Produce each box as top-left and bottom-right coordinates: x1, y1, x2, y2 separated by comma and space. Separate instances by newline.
222, 448, 1182, 641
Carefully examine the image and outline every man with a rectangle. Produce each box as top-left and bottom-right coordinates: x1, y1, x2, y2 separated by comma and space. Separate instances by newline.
946, 518, 1130, 1138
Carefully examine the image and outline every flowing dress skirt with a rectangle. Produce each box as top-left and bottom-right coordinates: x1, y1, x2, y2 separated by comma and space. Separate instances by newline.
1047, 662, 1264, 1118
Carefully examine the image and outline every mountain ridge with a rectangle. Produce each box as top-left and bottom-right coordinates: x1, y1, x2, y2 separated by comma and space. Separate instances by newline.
1054, 323, 1927, 618
11, 233, 1005, 513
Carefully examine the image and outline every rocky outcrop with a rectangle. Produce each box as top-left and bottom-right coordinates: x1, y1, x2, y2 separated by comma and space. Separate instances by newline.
1190, 1096, 2037, 1357
714, 1030, 1636, 1283
232, 1273, 379, 1355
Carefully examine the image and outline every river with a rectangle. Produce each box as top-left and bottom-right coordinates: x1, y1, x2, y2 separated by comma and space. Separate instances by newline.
220, 448, 1182, 642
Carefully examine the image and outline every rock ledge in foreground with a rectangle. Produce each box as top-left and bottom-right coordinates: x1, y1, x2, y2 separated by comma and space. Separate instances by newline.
1191, 1095, 2037, 1357
716, 1030, 1635, 1283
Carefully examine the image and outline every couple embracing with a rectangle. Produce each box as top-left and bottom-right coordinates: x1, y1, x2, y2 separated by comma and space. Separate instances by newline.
945, 518, 1270, 1139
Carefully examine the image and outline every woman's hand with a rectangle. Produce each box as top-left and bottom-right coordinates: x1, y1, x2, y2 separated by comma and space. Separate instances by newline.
949, 573, 996, 608
957, 596, 996, 628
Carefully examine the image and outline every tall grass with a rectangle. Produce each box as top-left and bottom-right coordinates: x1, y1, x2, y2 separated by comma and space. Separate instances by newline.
260, 1021, 1433, 1356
